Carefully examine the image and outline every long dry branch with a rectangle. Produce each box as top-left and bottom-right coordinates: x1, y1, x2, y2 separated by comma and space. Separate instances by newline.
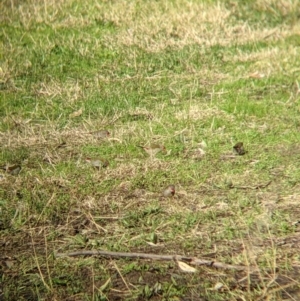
230, 181, 272, 190
55, 250, 256, 271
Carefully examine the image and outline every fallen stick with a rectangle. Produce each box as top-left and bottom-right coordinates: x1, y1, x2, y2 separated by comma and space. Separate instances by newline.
230, 181, 271, 190
55, 250, 256, 272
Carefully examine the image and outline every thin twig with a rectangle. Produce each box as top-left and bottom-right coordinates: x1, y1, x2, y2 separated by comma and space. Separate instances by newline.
55, 250, 256, 272
230, 181, 272, 190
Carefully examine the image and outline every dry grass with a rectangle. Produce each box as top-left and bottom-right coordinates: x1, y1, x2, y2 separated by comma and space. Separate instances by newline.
98, 0, 300, 51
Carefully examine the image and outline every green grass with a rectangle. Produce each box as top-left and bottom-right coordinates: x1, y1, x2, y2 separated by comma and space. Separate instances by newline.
1, 0, 300, 300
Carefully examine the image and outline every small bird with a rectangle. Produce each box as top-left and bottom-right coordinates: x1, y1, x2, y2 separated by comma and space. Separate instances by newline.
139, 144, 166, 157
91, 130, 110, 139
0, 164, 21, 175
233, 142, 246, 156
162, 185, 175, 197
85, 158, 109, 169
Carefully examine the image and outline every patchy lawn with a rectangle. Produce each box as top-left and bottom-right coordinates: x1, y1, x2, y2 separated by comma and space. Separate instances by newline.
1, 0, 300, 300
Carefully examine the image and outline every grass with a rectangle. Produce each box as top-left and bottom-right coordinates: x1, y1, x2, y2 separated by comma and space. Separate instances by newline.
1, 0, 300, 300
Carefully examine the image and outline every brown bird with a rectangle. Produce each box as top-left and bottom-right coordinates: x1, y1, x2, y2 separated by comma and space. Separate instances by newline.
233, 142, 246, 156
91, 130, 110, 139
0, 164, 21, 175
86, 157, 109, 169
139, 144, 166, 157
162, 185, 175, 197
